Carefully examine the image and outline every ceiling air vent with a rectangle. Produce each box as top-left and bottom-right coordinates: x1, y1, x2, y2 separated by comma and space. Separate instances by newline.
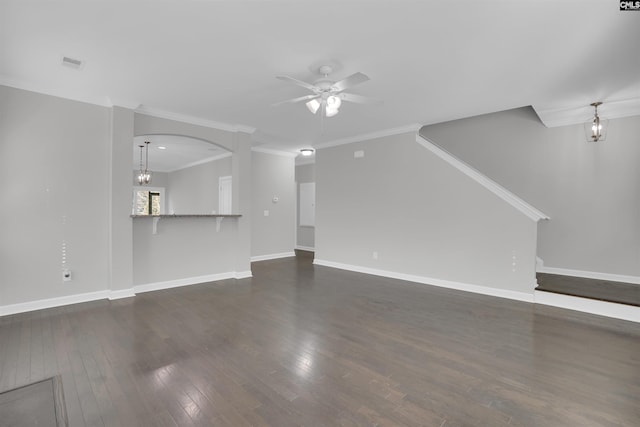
61, 56, 83, 69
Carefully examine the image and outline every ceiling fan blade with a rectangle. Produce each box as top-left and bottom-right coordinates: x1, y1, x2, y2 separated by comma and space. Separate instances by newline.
276, 75, 318, 92
339, 93, 379, 105
272, 94, 320, 107
332, 72, 370, 92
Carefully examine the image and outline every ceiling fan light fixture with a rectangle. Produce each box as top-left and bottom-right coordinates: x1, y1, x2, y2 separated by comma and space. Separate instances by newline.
325, 107, 339, 117
276, 66, 371, 120
306, 99, 321, 114
326, 95, 341, 109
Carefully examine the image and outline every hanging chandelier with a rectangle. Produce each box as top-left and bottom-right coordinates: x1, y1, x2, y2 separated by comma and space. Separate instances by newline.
585, 102, 608, 142
137, 141, 152, 185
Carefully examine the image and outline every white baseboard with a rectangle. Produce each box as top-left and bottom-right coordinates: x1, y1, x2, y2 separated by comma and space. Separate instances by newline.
250, 251, 296, 262
535, 291, 639, 323
314, 259, 639, 323
537, 265, 640, 285
0, 290, 111, 317
313, 259, 535, 303
234, 271, 253, 279
108, 289, 136, 300
295, 245, 315, 252
1, 271, 252, 316
134, 272, 238, 294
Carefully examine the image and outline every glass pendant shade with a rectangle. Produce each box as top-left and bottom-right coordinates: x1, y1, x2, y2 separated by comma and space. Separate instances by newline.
584, 102, 608, 142
325, 107, 339, 117
137, 142, 153, 185
306, 96, 341, 117
306, 99, 320, 114
326, 95, 341, 109
325, 95, 341, 117
137, 170, 152, 184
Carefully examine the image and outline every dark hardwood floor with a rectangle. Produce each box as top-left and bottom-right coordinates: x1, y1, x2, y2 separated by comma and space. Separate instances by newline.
1, 251, 639, 426
536, 273, 640, 307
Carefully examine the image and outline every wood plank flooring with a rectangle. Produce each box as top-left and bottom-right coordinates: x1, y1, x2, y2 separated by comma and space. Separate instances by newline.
1, 251, 639, 426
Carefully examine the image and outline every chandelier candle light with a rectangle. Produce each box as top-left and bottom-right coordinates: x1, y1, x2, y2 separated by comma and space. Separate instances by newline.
586, 102, 607, 142
137, 141, 152, 185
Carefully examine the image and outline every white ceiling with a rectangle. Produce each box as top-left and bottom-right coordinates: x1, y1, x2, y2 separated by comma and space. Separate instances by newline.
2, 0, 639, 154
133, 135, 230, 173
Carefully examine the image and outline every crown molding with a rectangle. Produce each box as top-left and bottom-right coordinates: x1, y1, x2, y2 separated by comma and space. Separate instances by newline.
533, 97, 640, 128
417, 135, 549, 222
251, 147, 298, 158
134, 105, 256, 134
314, 123, 422, 150
0, 77, 112, 107
235, 125, 257, 134
0, 78, 259, 135
104, 96, 140, 110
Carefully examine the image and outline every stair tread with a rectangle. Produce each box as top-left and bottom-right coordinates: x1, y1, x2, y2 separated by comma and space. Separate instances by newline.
536, 273, 640, 307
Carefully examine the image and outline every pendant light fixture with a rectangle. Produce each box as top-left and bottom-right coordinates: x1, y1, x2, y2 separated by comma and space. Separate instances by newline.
585, 102, 608, 142
137, 141, 152, 185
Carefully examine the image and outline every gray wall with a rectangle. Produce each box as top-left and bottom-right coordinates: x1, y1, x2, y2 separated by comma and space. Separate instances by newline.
315, 131, 539, 294
251, 151, 295, 258
295, 163, 315, 249
0, 85, 254, 312
132, 217, 237, 284
133, 113, 253, 276
110, 107, 135, 295
0, 85, 111, 305
420, 107, 640, 278
166, 156, 232, 214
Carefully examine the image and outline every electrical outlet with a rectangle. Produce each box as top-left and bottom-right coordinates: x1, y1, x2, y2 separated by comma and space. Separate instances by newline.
372, 251, 378, 260
62, 269, 72, 282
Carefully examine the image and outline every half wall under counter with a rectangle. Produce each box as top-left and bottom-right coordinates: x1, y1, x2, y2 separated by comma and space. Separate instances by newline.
132, 214, 249, 290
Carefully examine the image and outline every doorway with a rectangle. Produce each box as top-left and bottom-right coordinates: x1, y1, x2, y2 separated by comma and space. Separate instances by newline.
219, 176, 232, 214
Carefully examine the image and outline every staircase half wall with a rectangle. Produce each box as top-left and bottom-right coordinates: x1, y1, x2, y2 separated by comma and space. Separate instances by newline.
314, 131, 548, 302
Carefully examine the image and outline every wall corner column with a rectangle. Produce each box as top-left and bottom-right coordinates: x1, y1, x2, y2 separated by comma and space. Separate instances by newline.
108, 106, 135, 296
232, 131, 252, 275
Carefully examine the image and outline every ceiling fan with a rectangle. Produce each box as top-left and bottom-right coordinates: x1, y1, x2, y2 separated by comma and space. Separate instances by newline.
273, 65, 375, 118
